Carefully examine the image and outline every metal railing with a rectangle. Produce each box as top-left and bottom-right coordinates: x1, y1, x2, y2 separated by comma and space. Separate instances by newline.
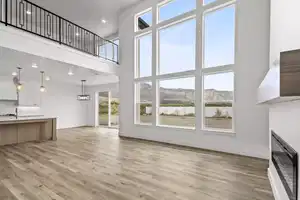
0, 0, 119, 64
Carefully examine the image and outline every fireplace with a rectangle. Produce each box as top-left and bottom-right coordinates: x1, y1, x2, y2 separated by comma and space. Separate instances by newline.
272, 131, 298, 200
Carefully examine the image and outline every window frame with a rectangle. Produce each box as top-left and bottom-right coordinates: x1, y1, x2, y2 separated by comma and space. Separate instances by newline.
134, 81, 153, 126
135, 8, 153, 32
157, 75, 196, 129
133, 0, 237, 134
201, 70, 235, 133
157, 0, 196, 24
134, 31, 153, 79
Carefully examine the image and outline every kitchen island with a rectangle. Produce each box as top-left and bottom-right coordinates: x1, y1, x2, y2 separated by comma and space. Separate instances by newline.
0, 117, 57, 146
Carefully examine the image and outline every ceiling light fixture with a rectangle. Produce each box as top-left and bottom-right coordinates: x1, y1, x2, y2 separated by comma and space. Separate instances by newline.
26, 10, 31, 15
101, 19, 107, 24
68, 68, 74, 76
75, 32, 80, 36
77, 80, 90, 101
16, 67, 23, 91
12, 72, 17, 76
40, 71, 46, 92
32, 63, 38, 68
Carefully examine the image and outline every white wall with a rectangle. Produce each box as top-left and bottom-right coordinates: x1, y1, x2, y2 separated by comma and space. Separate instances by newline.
269, 101, 300, 200
269, 0, 300, 67
267, 1, 300, 199
118, 0, 270, 159
0, 24, 119, 75
0, 77, 88, 129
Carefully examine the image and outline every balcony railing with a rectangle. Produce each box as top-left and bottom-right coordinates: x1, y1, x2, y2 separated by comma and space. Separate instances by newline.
0, 0, 119, 64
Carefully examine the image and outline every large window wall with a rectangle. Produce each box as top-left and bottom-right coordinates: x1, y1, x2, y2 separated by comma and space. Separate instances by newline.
134, 0, 235, 132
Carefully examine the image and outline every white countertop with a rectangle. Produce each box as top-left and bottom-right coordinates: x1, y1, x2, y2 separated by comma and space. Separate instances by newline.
0, 116, 56, 122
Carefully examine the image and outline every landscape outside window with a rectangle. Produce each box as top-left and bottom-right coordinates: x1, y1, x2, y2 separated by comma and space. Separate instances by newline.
158, 77, 195, 127
135, 82, 152, 125
135, 0, 235, 131
99, 92, 109, 126
203, 72, 234, 130
99, 91, 120, 128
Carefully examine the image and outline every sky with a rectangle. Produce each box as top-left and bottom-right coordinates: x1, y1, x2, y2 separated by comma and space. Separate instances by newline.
138, 0, 235, 92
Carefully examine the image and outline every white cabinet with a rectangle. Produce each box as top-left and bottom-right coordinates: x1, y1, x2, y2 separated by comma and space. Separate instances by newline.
18, 83, 41, 106
0, 82, 17, 100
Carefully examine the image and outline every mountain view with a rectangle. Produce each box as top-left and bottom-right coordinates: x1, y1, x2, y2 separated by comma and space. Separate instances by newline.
139, 83, 233, 103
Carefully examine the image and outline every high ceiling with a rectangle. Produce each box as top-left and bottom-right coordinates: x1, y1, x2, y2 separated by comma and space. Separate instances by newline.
0, 47, 118, 86
29, 0, 141, 37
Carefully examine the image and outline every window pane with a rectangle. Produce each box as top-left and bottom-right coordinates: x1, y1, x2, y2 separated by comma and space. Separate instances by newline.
158, 0, 196, 22
99, 42, 113, 60
203, 0, 216, 5
159, 77, 195, 128
136, 10, 152, 31
159, 18, 196, 75
135, 82, 152, 125
203, 72, 234, 130
99, 92, 109, 126
204, 5, 235, 68
113, 39, 119, 63
136, 33, 152, 77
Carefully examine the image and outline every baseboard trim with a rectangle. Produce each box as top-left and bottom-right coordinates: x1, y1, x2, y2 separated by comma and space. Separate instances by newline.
268, 167, 280, 200
119, 135, 268, 160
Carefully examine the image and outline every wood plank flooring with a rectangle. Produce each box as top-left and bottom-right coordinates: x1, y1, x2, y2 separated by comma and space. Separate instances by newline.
0, 127, 274, 200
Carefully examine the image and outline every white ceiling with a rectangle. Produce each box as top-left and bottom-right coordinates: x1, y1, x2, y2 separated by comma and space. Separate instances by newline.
29, 0, 141, 37
0, 47, 118, 86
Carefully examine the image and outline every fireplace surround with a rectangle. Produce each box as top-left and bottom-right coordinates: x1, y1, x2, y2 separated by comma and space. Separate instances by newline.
272, 131, 298, 200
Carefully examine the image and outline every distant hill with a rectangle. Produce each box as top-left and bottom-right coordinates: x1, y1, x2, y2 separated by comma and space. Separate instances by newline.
140, 83, 233, 103
99, 83, 233, 103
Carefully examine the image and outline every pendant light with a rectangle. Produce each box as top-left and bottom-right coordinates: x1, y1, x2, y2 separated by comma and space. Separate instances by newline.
77, 80, 90, 101
40, 71, 46, 92
16, 67, 23, 91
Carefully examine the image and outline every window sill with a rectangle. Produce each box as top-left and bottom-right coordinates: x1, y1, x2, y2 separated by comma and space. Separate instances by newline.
134, 123, 152, 126
134, 123, 195, 131
202, 128, 236, 137
157, 124, 195, 130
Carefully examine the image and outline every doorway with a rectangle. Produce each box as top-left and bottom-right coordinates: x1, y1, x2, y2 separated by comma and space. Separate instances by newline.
98, 91, 119, 128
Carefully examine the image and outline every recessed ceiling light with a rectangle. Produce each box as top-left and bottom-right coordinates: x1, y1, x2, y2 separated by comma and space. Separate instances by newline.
45, 76, 50, 81
32, 63, 38, 68
68, 68, 74, 76
101, 19, 107, 24
26, 10, 31, 15
75, 32, 80, 36
12, 72, 17, 76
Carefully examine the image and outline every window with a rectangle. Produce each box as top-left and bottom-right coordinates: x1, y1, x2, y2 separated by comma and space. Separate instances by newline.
99, 41, 115, 61
135, 82, 152, 125
136, 9, 152, 31
136, 33, 152, 78
203, 72, 234, 130
159, 77, 195, 128
159, 18, 196, 75
133, 1, 235, 132
158, 0, 196, 23
203, 5, 235, 68
113, 39, 119, 63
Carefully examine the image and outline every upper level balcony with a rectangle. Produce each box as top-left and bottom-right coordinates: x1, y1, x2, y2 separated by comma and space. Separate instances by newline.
0, 0, 119, 74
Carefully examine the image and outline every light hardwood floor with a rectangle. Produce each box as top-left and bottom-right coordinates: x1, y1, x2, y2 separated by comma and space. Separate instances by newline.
0, 127, 274, 200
